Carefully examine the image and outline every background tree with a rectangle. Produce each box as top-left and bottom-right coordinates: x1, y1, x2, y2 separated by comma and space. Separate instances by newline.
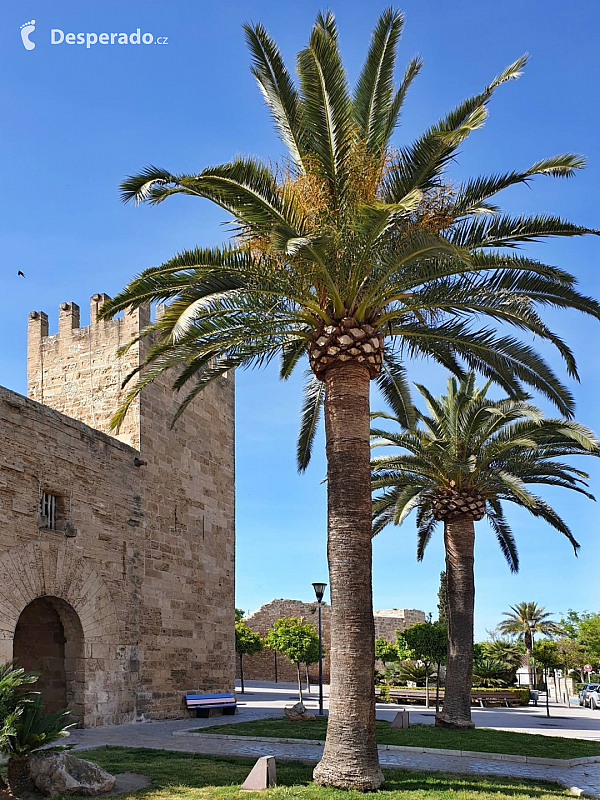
235, 608, 246, 622
533, 640, 562, 716
556, 636, 589, 686
437, 571, 448, 625
99, 7, 600, 788
235, 619, 263, 694
400, 621, 447, 710
375, 638, 400, 665
265, 617, 319, 702
498, 602, 563, 687
372, 375, 598, 728
560, 610, 600, 661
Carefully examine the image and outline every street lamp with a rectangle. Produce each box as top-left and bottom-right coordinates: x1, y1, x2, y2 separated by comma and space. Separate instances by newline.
312, 582, 327, 715
528, 620, 536, 690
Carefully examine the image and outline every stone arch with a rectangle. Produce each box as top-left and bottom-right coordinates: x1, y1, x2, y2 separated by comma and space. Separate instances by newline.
0, 541, 121, 726
14, 596, 85, 718
0, 541, 119, 647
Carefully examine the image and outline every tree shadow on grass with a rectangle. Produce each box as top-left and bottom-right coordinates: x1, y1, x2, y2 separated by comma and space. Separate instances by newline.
79, 749, 569, 799
382, 769, 567, 798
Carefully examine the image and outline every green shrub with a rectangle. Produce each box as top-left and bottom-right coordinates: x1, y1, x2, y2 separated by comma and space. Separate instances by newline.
378, 685, 390, 702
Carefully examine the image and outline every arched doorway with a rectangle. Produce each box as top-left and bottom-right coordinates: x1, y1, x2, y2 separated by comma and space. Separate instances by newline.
13, 597, 85, 719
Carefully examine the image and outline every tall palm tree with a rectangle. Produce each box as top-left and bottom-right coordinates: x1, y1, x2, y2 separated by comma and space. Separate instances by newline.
99, 9, 599, 788
498, 601, 563, 685
371, 374, 597, 727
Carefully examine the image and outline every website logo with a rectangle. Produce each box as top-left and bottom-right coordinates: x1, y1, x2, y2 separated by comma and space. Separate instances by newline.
51, 28, 168, 48
20, 19, 36, 50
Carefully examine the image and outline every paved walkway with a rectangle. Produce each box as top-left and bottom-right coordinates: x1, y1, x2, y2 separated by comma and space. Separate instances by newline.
67, 681, 600, 798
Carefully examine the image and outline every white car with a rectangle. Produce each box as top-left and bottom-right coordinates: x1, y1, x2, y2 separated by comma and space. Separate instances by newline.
586, 688, 600, 710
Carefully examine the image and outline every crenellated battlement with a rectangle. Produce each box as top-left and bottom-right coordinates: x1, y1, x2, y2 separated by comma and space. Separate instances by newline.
27, 294, 150, 448
28, 295, 150, 342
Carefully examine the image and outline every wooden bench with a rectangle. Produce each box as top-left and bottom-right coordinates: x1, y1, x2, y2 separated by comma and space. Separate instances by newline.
376, 688, 523, 707
185, 693, 237, 718
470, 690, 521, 708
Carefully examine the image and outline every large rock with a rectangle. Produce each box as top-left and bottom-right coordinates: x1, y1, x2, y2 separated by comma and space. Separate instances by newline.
30, 752, 116, 797
284, 701, 315, 722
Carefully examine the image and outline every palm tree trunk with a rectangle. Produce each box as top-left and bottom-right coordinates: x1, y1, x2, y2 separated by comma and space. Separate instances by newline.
436, 514, 475, 728
7, 757, 34, 797
313, 362, 383, 791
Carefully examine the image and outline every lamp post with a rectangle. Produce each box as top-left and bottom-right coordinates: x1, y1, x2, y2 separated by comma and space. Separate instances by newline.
312, 582, 327, 715
528, 619, 536, 690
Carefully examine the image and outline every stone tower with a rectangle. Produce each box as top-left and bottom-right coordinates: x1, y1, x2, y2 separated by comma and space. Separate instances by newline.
27, 295, 148, 448
0, 294, 236, 725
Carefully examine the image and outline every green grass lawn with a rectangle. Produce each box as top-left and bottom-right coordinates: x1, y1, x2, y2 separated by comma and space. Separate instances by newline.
76, 746, 571, 800
193, 718, 600, 760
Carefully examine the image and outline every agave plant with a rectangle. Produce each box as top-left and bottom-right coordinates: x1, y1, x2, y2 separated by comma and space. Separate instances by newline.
0, 695, 74, 797
99, 8, 599, 788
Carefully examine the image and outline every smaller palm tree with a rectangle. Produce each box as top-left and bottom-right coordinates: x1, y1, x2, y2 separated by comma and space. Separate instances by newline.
497, 601, 563, 686
371, 373, 598, 728
472, 659, 508, 687
0, 695, 74, 797
396, 662, 436, 687
482, 639, 523, 683
0, 661, 38, 720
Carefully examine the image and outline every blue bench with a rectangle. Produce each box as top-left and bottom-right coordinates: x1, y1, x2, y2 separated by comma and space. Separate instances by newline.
184, 693, 237, 718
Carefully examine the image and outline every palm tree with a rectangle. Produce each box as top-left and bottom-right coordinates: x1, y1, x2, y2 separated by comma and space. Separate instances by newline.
472, 659, 509, 687
99, 9, 599, 788
371, 374, 598, 727
498, 601, 563, 686
0, 696, 73, 797
482, 639, 523, 683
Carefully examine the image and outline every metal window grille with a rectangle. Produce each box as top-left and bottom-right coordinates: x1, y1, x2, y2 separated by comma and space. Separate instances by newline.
40, 493, 57, 530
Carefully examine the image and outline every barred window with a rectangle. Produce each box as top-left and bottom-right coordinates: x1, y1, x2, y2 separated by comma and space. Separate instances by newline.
40, 493, 58, 530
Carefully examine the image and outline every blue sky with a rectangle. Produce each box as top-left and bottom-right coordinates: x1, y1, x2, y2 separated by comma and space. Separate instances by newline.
1, 0, 599, 638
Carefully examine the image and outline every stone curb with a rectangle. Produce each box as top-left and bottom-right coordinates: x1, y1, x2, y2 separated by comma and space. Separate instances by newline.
172, 730, 600, 768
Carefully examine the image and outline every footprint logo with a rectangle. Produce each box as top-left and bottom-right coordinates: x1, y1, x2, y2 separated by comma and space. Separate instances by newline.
20, 20, 36, 50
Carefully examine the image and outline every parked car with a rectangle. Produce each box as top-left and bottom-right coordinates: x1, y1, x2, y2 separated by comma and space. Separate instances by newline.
586, 687, 600, 710
579, 683, 600, 707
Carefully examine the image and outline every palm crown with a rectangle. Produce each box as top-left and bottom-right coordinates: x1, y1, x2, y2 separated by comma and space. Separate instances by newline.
99, 8, 599, 468
498, 601, 563, 643
371, 373, 599, 570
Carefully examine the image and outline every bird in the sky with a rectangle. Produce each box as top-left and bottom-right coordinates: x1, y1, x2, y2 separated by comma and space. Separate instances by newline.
17, 271, 25, 278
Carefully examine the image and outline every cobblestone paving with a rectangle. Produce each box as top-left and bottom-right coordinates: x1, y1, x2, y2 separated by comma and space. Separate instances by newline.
69, 717, 600, 798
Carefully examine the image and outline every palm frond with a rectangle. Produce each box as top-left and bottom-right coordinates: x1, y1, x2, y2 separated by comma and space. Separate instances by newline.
244, 22, 307, 168
297, 373, 325, 471
353, 8, 405, 153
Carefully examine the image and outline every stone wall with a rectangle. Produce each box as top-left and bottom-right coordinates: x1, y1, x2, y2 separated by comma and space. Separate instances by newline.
0, 294, 236, 727
238, 600, 425, 684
